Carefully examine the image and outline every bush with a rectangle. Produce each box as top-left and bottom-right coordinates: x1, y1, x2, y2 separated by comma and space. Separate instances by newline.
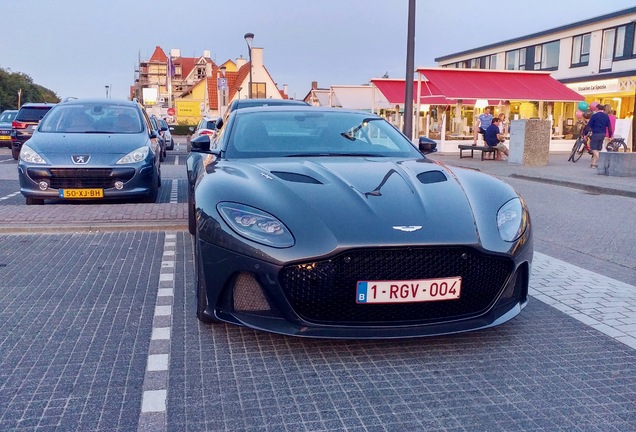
171, 125, 195, 135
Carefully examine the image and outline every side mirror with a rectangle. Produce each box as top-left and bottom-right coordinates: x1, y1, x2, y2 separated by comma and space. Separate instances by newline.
191, 135, 211, 152
418, 136, 437, 154
149, 130, 158, 139
188, 126, 195, 132
215, 117, 224, 130
169, 126, 175, 131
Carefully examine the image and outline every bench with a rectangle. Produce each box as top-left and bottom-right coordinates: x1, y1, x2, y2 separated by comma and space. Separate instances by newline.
458, 144, 499, 161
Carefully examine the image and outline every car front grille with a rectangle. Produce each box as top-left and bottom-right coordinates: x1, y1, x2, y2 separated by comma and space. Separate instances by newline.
280, 247, 514, 325
28, 168, 136, 189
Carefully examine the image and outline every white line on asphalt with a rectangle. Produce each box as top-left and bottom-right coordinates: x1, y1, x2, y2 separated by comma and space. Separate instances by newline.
0, 191, 21, 200
138, 233, 177, 431
531, 252, 636, 350
170, 180, 178, 204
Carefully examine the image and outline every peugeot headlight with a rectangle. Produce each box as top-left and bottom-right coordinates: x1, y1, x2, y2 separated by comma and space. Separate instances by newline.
116, 146, 149, 164
20, 144, 46, 164
218, 202, 294, 248
497, 197, 527, 242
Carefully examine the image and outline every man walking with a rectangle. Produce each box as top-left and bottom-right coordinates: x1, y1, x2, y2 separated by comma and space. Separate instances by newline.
588, 104, 612, 168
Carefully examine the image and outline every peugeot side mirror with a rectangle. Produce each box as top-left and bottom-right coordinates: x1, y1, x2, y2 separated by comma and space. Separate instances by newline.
191, 135, 211, 152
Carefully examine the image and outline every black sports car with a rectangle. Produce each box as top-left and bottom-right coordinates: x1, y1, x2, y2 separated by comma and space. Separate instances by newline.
187, 106, 532, 339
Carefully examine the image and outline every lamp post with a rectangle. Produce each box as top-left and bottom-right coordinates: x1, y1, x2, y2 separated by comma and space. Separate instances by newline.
403, 0, 416, 139
105, 85, 110, 98
244, 32, 254, 98
218, 65, 227, 117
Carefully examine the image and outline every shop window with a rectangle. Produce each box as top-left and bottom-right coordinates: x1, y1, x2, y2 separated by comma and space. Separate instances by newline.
571, 33, 590, 67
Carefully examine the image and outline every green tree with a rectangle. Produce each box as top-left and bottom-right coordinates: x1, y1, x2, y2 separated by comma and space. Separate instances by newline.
0, 68, 60, 111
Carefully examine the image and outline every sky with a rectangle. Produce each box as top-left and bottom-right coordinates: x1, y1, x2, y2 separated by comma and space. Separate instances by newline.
2, 0, 635, 102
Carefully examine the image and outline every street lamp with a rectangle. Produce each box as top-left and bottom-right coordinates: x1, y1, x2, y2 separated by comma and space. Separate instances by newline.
105, 85, 110, 98
244, 32, 254, 98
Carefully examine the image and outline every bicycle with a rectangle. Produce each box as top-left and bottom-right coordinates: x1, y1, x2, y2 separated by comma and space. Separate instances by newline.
568, 132, 591, 162
606, 136, 628, 152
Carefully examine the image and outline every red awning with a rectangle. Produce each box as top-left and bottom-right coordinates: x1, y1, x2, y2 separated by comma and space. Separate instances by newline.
371, 79, 454, 105
416, 68, 583, 102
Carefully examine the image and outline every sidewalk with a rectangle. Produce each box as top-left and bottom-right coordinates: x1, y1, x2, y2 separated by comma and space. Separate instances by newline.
428, 151, 636, 198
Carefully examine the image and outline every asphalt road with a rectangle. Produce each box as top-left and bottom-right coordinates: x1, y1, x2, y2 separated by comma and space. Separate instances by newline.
0, 140, 634, 432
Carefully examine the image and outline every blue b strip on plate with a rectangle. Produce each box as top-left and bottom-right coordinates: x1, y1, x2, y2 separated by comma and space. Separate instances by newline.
357, 281, 367, 303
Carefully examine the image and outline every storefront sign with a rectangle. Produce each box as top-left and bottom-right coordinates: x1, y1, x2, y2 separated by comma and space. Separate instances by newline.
566, 79, 619, 95
176, 100, 203, 117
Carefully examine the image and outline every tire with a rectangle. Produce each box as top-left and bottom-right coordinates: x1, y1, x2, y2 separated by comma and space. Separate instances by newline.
195, 233, 218, 324
188, 188, 196, 235
11, 146, 20, 160
570, 138, 585, 162
26, 197, 44, 205
142, 172, 159, 203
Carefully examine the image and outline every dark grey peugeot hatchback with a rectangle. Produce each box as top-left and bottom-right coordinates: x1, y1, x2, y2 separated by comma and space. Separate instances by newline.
17, 98, 162, 205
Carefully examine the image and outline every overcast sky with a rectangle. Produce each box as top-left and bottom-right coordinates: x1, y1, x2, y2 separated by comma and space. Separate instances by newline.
2, 0, 635, 101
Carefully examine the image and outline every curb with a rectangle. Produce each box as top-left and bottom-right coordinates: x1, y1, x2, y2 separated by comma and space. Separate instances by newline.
0, 221, 188, 235
509, 174, 636, 198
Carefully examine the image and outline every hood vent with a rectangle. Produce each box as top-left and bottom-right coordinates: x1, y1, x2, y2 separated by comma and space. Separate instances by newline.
417, 170, 447, 184
271, 171, 323, 184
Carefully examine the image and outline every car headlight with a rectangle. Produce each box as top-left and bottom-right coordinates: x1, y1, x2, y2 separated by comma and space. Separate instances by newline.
497, 197, 527, 242
218, 202, 294, 248
20, 144, 46, 164
116, 146, 150, 164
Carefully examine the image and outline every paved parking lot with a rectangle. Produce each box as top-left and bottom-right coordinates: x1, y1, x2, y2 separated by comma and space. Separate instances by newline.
0, 142, 635, 431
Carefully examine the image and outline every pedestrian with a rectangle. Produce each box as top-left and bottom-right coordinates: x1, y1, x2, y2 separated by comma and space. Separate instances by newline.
484, 117, 509, 160
604, 105, 616, 141
587, 104, 612, 168
473, 106, 493, 145
497, 113, 507, 134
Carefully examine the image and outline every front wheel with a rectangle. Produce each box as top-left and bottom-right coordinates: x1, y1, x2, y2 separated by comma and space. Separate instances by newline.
26, 197, 44, 205
195, 233, 219, 324
569, 138, 585, 162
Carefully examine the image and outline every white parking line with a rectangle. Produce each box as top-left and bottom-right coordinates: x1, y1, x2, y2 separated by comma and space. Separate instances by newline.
531, 252, 636, 349
0, 191, 21, 200
138, 232, 177, 431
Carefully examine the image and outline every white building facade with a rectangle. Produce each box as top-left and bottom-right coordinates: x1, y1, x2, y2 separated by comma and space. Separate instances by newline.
435, 6, 636, 149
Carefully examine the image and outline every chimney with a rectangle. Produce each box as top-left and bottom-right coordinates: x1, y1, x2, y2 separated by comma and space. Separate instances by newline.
170, 48, 181, 58
283, 84, 288, 95
251, 47, 263, 68
312, 81, 318, 89
203, 50, 211, 58
236, 56, 247, 68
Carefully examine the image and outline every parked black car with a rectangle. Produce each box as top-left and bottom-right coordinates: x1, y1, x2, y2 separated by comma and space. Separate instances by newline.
0, 109, 18, 149
187, 106, 533, 339
149, 115, 167, 161
11, 103, 56, 159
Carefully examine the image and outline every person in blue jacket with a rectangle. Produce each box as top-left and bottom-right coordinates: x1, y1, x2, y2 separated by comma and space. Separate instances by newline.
484, 117, 509, 160
588, 104, 613, 168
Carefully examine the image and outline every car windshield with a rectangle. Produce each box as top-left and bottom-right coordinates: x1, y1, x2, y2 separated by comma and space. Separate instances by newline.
0, 111, 18, 122
16, 107, 53, 122
39, 103, 143, 133
225, 110, 421, 159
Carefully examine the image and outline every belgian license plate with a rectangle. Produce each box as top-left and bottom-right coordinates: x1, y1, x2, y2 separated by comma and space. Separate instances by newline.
356, 277, 461, 304
59, 188, 104, 199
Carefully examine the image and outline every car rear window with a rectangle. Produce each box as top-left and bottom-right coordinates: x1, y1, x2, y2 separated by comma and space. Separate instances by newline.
0, 111, 18, 122
16, 107, 53, 122
204, 120, 216, 130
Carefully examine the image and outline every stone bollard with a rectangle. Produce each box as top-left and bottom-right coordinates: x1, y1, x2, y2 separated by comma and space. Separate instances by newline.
508, 119, 551, 165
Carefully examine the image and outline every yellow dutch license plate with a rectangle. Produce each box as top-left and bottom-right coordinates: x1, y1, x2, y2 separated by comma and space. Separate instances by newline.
59, 188, 104, 199
0, 135, 10, 140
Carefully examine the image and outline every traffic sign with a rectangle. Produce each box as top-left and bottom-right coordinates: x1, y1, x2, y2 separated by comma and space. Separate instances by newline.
167, 108, 175, 116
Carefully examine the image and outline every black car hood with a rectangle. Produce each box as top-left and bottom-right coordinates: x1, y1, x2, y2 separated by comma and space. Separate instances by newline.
199, 156, 520, 260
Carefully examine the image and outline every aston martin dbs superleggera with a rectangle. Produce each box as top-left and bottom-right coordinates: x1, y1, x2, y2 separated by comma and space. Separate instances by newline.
187, 106, 532, 339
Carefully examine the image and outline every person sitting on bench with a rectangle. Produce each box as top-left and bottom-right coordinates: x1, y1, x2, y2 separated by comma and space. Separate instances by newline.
473, 106, 493, 145
484, 117, 509, 161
